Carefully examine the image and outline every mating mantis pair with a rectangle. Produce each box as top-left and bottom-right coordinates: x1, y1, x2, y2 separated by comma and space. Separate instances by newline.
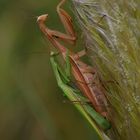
37, 0, 111, 130
50, 52, 111, 131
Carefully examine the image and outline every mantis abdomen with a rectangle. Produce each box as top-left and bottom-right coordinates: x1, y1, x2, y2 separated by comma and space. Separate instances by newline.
69, 56, 109, 118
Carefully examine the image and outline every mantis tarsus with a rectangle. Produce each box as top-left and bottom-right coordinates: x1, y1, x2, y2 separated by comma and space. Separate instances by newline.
50, 52, 111, 131
37, 0, 111, 123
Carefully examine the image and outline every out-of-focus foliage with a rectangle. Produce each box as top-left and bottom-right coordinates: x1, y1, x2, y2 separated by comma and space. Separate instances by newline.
72, 0, 140, 140
0, 0, 101, 140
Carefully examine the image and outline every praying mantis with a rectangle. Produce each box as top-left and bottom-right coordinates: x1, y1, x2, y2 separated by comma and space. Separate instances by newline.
50, 52, 111, 131
37, 0, 111, 129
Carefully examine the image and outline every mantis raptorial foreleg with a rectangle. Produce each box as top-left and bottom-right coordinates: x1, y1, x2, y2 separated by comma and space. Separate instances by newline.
50, 52, 111, 131
56, 0, 76, 41
37, 0, 76, 46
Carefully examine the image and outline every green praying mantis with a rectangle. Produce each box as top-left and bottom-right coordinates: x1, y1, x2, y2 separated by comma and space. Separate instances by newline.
50, 51, 111, 131
37, 0, 111, 131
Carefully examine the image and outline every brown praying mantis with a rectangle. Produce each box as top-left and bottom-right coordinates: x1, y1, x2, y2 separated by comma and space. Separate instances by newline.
37, 0, 110, 120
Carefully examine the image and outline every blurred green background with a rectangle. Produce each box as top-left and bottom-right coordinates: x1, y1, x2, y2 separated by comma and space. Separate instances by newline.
0, 0, 99, 140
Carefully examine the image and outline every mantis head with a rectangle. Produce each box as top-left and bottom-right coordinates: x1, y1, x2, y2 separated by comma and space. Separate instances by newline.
37, 14, 48, 23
